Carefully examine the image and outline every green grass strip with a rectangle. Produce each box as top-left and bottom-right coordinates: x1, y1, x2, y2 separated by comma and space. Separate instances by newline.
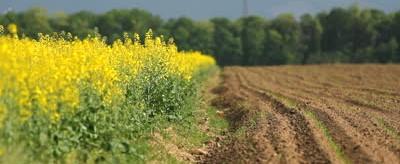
304, 111, 351, 164
265, 89, 351, 164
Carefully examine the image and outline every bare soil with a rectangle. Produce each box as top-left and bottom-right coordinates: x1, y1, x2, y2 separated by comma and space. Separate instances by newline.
201, 64, 400, 164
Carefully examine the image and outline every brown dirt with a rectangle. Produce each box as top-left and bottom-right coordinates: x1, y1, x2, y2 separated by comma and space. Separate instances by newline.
201, 65, 400, 164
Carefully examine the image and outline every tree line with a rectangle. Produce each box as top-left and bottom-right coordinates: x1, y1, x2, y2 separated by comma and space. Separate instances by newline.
1, 5, 400, 65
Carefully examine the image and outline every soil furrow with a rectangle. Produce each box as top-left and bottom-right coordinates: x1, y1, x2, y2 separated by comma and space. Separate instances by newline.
236, 70, 331, 163
239, 67, 400, 162
306, 106, 373, 163
243, 68, 400, 132
203, 65, 400, 164
249, 66, 400, 98
203, 68, 279, 163
239, 78, 372, 163
235, 69, 307, 163
238, 87, 308, 163
248, 67, 400, 112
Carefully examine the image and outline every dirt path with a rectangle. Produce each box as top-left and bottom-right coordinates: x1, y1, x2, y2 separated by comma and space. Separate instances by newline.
202, 65, 400, 164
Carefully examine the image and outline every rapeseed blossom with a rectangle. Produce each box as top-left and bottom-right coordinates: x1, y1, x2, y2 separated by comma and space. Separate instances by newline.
0, 24, 215, 124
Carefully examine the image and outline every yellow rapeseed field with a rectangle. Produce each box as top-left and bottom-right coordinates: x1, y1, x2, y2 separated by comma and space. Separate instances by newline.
0, 24, 215, 126
0, 24, 216, 162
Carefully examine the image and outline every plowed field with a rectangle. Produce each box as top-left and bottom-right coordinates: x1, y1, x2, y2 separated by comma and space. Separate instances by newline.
203, 64, 400, 164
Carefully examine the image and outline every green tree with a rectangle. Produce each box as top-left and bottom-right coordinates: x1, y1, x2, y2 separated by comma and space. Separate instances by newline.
18, 8, 53, 38
96, 9, 162, 42
162, 17, 213, 53
392, 12, 400, 49
263, 29, 288, 65
240, 16, 266, 65
375, 38, 399, 63
319, 7, 352, 52
1, 6, 400, 65
163, 17, 194, 51
0, 11, 18, 25
49, 12, 69, 33
270, 13, 300, 63
373, 9, 393, 45
189, 21, 213, 54
348, 7, 378, 62
211, 18, 242, 65
300, 14, 323, 64
65, 11, 98, 38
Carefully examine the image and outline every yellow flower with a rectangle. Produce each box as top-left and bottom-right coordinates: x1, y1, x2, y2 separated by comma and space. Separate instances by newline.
0, 30, 216, 123
7, 23, 17, 34
19, 108, 32, 122
51, 112, 60, 123
0, 147, 4, 156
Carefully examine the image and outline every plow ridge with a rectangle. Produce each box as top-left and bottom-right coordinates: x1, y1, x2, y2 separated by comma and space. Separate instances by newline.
202, 65, 400, 164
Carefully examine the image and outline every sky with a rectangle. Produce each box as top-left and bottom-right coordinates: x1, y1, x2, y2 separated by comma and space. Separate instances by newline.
0, 0, 399, 20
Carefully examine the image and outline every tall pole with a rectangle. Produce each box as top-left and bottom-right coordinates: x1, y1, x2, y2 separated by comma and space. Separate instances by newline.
243, 0, 249, 17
